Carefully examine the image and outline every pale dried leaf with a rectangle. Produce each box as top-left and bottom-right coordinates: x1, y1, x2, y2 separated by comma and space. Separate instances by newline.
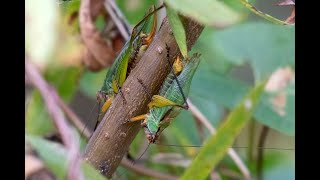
285, 8, 295, 24
79, 0, 117, 71
266, 67, 294, 117
276, 0, 295, 6
152, 153, 191, 168
265, 67, 295, 92
25, 155, 45, 178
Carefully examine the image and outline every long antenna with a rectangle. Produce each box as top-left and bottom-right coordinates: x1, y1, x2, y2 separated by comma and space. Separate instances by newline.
154, 143, 295, 151
130, 4, 164, 43
80, 101, 98, 137
165, 43, 189, 110
133, 141, 152, 165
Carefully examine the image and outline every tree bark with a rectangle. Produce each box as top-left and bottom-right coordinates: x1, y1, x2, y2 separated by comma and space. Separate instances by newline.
83, 17, 204, 178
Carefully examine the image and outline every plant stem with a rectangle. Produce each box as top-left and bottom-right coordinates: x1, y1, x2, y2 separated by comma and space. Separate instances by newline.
256, 125, 269, 180
247, 120, 256, 163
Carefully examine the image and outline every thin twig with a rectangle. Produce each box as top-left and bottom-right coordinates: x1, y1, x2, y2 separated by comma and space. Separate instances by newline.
25, 58, 84, 180
187, 99, 252, 180
120, 158, 178, 180
25, 155, 45, 178
257, 126, 269, 180
55, 96, 91, 138
219, 167, 243, 179
104, 0, 131, 41
247, 120, 256, 163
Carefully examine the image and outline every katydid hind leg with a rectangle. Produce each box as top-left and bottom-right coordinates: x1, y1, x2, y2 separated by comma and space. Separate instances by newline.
137, 78, 153, 101
115, 80, 127, 105
165, 43, 189, 110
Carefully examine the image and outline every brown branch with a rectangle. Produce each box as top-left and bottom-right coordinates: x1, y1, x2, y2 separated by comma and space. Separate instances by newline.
83, 17, 204, 178
25, 59, 84, 180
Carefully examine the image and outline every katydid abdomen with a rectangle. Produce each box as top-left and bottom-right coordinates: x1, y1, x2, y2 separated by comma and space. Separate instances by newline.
145, 53, 201, 142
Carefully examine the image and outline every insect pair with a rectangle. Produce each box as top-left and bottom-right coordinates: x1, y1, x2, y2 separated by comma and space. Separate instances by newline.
91, 4, 201, 144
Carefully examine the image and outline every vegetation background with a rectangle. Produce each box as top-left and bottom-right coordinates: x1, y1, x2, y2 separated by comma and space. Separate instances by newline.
25, 0, 295, 179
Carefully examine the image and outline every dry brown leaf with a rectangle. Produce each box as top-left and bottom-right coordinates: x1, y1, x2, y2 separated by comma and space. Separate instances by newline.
276, 0, 295, 24
285, 7, 295, 24
80, 0, 124, 71
276, 0, 295, 6
25, 155, 45, 178
152, 153, 191, 168
265, 66, 294, 92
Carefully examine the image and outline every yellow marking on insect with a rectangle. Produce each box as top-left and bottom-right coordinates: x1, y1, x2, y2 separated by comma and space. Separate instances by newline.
148, 95, 181, 109
101, 97, 114, 113
173, 56, 183, 75
130, 114, 147, 122
142, 5, 157, 46
112, 79, 119, 94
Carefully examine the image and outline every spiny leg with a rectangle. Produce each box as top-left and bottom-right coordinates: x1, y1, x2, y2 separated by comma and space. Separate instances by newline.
142, 5, 157, 46
137, 78, 153, 101
94, 97, 114, 130
165, 44, 189, 110
112, 78, 127, 104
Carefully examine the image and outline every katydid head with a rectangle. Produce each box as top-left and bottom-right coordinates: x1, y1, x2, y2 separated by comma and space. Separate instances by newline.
144, 127, 157, 144
143, 109, 174, 144
96, 90, 106, 103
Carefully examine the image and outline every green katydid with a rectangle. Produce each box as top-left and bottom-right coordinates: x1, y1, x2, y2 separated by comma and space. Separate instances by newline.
130, 49, 201, 143
94, 5, 164, 129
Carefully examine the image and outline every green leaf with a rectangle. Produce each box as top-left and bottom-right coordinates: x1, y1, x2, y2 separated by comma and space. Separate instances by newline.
264, 163, 295, 180
214, 22, 295, 81
190, 66, 295, 135
181, 81, 265, 180
26, 91, 56, 135
167, 7, 188, 58
26, 135, 105, 180
26, 135, 68, 179
164, 0, 241, 28
26, 67, 81, 135
191, 28, 234, 74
